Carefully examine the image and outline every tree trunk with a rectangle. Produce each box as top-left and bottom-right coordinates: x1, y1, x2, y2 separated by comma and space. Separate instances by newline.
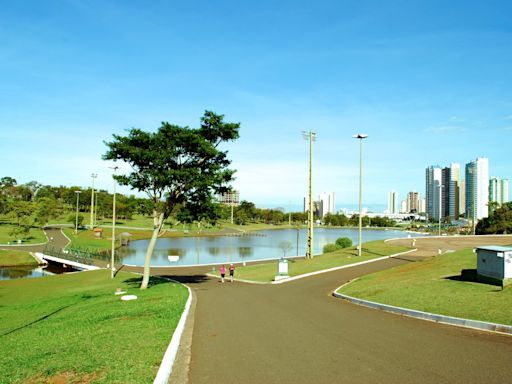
140, 211, 164, 290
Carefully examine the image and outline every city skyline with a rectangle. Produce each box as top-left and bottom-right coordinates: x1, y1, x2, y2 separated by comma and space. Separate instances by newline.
1, 1, 511, 208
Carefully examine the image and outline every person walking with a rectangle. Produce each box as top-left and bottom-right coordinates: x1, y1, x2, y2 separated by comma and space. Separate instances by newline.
219, 265, 226, 283
229, 264, 235, 282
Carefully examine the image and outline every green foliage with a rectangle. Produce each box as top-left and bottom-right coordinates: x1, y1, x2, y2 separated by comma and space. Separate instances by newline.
323, 213, 349, 226
7, 200, 34, 226
476, 202, 512, 234
8, 224, 30, 241
323, 243, 338, 253
335, 237, 353, 248
67, 213, 84, 227
35, 197, 60, 227
103, 111, 240, 225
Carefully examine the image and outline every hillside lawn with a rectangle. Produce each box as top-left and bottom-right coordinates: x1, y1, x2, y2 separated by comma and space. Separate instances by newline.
212, 240, 412, 283
0, 249, 39, 267
0, 223, 47, 245
0, 269, 188, 383
337, 248, 512, 326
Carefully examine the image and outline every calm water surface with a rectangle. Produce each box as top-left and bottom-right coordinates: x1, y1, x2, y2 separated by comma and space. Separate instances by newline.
0, 266, 54, 281
117, 228, 420, 267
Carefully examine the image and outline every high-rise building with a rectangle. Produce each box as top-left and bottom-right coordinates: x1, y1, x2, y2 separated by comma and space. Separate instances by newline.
458, 180, 466, 216
426, 165, 442, 220
419, 198, 426, 214
319, 192, 336, 218
406, 192, 420, 213
465, 158, 489, 220
489, 178, 509, 208
305, 192, 335, 218
400, 200, 407, 214
439, 163, 461, 220
388, 190, 398, 214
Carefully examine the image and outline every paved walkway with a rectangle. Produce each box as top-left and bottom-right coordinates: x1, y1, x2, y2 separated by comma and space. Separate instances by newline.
158, 235, 512, 383
0, 226, 69, 253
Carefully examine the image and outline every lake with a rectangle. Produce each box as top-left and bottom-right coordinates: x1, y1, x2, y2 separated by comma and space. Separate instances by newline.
117, 227, 419, 267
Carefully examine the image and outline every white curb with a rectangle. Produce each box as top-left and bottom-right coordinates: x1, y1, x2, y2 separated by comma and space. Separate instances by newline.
270, 249, 418, 284
333, 290, 512, 336
153, 282, 193, 384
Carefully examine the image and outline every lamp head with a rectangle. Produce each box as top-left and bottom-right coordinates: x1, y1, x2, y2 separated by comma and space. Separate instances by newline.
353, 134, 368, 139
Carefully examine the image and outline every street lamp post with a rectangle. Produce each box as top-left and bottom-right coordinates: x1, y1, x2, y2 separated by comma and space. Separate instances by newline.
353, 133, 368, 256
74, 190, 81, 235
303, 130, 316, 259
90, 173, 97, 229
110, 166, 118, 279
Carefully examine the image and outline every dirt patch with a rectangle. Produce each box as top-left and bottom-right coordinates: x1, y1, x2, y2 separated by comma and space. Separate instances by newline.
26, 371, 100, 384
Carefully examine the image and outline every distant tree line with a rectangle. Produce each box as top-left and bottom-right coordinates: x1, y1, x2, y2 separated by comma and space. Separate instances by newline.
217, 201, 397, 227
0, 176, 153, 239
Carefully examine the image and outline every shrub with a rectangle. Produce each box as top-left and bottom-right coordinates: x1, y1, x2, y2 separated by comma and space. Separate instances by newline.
323, 243, 338, 253
335, 237, 352, 248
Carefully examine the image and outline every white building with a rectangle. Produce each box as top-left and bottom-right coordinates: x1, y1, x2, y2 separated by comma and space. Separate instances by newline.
319, 192, 335, 218
388, 190, 398, 214
489, 177, 509, 207
465, 157, 489, 220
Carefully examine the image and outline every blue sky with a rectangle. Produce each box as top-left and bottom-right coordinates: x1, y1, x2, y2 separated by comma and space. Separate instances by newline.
1, 0, 511, 210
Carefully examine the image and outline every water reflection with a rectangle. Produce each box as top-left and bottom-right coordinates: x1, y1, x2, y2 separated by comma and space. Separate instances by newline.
116, 228, 420, 267
238, 247, 252, 257
0, 266, 55, 281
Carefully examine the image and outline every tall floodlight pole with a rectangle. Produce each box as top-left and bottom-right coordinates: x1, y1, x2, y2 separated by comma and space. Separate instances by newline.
438, 184, 443, 236
110, 166, 118, 279
303, 130, 316, 259
353, 134, 368, 256
90, 173, 97, 229
74, 190, 81, 235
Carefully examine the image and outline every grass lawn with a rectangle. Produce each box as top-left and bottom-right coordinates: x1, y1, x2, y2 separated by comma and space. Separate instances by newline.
337, 248, 512, 326
62, 227, 156, 251
0, 269, 188, 383
0, 224, 47, 245
215, 240, 411, 282
0, 249, 39, 267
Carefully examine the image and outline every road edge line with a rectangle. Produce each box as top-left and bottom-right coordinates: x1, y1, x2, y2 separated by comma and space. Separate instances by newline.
332, 289, 512, 336
270, 248, 418, 285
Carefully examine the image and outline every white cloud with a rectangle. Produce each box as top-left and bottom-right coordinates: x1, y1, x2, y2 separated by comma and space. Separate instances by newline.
424, 126, 466, 133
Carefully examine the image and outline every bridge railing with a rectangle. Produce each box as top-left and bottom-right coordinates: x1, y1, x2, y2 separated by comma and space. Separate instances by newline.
42, 245, 121, 266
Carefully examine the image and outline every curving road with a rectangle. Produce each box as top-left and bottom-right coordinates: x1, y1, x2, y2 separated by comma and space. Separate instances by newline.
162, 235, 512, 384
0, 226, 69, 253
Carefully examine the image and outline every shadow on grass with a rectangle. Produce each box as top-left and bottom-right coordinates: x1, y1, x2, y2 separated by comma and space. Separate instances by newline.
122, 276, 171, 288
445, 269, 478, 282
2, 303, 77, 337
445, 269, 505, 292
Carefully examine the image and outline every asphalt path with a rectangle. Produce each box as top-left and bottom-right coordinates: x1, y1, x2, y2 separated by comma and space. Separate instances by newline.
0, 226, 69, 253
163, 235, 512, 384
